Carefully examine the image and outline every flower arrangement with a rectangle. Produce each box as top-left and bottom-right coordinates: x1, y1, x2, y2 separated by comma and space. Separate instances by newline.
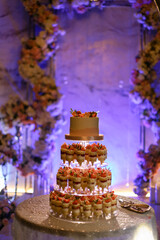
0, 131, 18, 166
130, 0, 160, 195
70, 109, 98, 117
134, 141, 160, 195
0, 199, 16, 231
0, 96, 36, 128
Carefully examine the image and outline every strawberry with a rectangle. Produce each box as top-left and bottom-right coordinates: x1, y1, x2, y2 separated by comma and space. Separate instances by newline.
89, 173, 96, 178
95, 199, 102, 204
86, 144, 91, 149
111, 195, 117, 200
57, 197, 63, 201
102, 193, 108, 198
76, 111, 81, 115
59, 193, 66, 197
67, 145, 74, 150
97, 196, 103, 200
84, 200, 91, 205
73, 200, 79, 205
89, 196, 96, 202
91, 146, 97, 152
63, 199, 70, 203
61, 143, 68, 149
80, 196, 86, 201
105, 198, 111, 203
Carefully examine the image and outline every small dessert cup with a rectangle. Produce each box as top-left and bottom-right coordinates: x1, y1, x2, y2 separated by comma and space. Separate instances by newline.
93, 199, 102, 219
103, 198, 111, 217
73, 176, 81, 191
62, 199, 70, 218
83, 200, 92, 219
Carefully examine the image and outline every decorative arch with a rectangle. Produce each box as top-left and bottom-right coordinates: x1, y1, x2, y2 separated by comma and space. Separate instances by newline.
0, 0, 159, 196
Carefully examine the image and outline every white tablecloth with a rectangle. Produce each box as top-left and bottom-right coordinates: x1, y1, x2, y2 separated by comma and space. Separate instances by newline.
12, 195, 158, 240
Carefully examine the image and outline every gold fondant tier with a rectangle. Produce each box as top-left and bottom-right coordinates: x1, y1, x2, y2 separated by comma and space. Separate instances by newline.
65, 134, 104, 141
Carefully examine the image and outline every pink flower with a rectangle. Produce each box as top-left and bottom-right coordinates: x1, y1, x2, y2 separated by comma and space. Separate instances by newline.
11, 213, 15, 219
76, 6, 87, 14
136, 149, 145, 159
142, 119, 152, 128
148, 144, 157, 154
3, 207, 10, 214
143, 160, 153, 169
2, 218, 9, 226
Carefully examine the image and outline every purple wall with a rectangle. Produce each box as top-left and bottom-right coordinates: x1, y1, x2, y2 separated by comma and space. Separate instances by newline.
54, 6, 141, 187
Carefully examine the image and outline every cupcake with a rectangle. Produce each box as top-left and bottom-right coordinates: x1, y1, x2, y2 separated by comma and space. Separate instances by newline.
103, 197, 111, 216
110, 191, 117, 212
68, 169, 74, 190
54, 197, 63, 215
50, 193, 57, 212
66, 145, 75, 165
73, 173, 81, 191
107, 169, 112, 187
62, 198, 70, 218
61, 143, 68, 164
99, 169, 108, 191
93, 199, 102, 218
81, 170, 88, 192
59, 170, 68, 191
85, 144, 91, 163
102, 192, 108, 200
97, 144, 107, 164
89, 146, 97, 165
87, 172, 97, 192
83, 200, 92, 219
76, 144, 85, 166
96, 168, 102, 188
72, 143, 78, 160
88, 195, 97, 208
72, 199, 81, 219
56, 167, 63, 187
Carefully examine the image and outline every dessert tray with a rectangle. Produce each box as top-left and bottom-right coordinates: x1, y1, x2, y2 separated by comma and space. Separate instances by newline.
118, 198, 151, 213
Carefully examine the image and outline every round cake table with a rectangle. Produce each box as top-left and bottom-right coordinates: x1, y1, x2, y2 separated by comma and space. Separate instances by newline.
12, 195, 158, 240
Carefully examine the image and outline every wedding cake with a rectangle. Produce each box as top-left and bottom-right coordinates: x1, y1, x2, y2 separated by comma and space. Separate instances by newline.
69, 110, 99, 136
50, 110, 117, 220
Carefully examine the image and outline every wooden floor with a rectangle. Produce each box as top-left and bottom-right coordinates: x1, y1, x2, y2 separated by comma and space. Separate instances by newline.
0, 194, 160, 240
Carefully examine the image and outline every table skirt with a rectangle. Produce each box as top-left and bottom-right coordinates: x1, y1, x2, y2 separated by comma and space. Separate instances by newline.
12, 195, 158, 240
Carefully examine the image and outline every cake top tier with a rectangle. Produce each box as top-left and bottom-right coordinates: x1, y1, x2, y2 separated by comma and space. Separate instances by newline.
71, 109, 98, 118
65, 109, 103, 140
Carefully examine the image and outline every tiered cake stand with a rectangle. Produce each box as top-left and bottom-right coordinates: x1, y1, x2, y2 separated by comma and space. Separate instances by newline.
13, 134, 158, 240
50, 132, 118, 221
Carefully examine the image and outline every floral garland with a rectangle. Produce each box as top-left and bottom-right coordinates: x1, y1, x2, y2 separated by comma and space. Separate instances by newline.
16, 0, 65, 177
0, 0, 65, 177
130, 32, 160, 131
129, 0, 160, 30
52, 0, 112, 14
129, 0, 160, 195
